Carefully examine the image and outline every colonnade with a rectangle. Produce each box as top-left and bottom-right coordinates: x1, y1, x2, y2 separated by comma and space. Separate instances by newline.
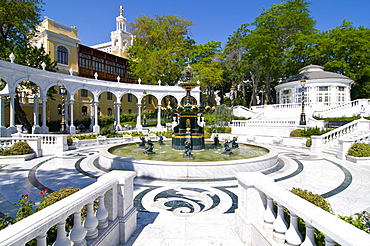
0, 59, 200, 136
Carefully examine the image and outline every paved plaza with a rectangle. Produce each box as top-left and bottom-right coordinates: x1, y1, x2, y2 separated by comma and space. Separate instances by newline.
1, 142, 370, 245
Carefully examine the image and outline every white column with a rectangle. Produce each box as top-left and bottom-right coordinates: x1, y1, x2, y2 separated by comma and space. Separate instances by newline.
136, 103, 142, 130
0, 95, 7, 137
32, 96, 43, 134
41, 97, 49, 133
93, 102, 100, 133
6, 93, 17, 134
69, 100, 76, 134
9, 93, 15, 127
115, 102, 122, 131
156, 104, 162, 129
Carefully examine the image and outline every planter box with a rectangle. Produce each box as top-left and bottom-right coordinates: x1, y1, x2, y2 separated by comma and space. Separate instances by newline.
0, 153, 36, 164
347, 155, 370, 164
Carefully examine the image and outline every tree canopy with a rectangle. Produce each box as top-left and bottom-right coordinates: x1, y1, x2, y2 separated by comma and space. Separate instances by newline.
128, 14, 194, 85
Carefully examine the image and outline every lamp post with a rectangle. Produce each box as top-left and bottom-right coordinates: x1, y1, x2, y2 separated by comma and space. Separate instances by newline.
59, 84, 67, 133
143, 90, 147, 126
299, 77, 306, 125
230, 85, 236, 123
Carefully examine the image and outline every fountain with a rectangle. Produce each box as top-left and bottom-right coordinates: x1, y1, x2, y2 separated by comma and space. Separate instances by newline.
170, 64, 213, 150
98, 64, 279, 180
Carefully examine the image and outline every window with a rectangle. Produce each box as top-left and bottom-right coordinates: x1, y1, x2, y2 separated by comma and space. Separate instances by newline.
57, 46, 68, 65
338, 86, 345, 91
81, 89, 88, 97
108, 108, 113, 116
82, 106, 88, 116
98, 107, 101, 116
318, 86, 329, 91
128, 94, 133, 102
148, 95, 153, 104
107, 92, 113, 100
92, 57, 104, 72
128, 109, 132, 114
79, 54, 91, 69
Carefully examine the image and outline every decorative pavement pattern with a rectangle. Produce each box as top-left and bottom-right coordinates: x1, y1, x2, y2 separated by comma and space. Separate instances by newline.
1, 144, 370, 245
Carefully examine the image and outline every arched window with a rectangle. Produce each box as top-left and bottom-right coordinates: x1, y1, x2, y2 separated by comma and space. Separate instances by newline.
82, 106, 88, 116
57, 46, 68, 65
108, 108, 113, 116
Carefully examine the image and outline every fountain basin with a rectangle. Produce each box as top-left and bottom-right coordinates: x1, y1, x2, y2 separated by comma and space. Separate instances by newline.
99, 142, 279, 180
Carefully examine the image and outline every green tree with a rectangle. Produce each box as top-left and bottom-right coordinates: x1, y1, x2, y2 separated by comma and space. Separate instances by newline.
224, 0, 317, 106
128, 15, 194, 85
0, 0, 57, 132
190, 41, 223, 106
310, 21, 370, 99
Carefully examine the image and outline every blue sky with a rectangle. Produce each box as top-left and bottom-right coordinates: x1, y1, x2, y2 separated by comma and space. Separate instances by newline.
42, 0, 370, 47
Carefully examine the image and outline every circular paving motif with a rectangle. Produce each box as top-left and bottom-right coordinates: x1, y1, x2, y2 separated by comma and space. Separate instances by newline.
135, 185, 237, 217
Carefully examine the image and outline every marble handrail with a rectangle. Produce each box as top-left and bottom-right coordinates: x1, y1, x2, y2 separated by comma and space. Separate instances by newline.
235, 172, 370, 246
0, 171, 136, 246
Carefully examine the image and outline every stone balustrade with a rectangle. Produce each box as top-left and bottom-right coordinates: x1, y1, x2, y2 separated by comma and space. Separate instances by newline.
0, 136, 42, 157
313, 99, 370, 118
311, 118, 370, 153
235, 172, 370, 246
231, 120, 297, 127
0, 171, 137, 246
337, 132, 370, 160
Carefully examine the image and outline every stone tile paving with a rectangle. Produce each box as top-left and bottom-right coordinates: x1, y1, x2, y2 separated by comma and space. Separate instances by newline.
0, 144, 370, 245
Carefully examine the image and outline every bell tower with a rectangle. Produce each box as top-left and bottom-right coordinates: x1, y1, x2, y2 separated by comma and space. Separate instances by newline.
110, 5, 132, 58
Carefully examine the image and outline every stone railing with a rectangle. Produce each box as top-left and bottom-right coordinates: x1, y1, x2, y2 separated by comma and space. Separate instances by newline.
235, 172, 370, 246
311, 118, 370, 153
337, 132, 370, 160
0, 171, 136, 246
313, 99, 370, 118
11, 133, 68, 155
0, 137, 42, 156
230, 120, 297, 127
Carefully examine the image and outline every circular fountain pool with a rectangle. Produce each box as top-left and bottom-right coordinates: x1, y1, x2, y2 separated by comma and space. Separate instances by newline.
99, 141, 278, 180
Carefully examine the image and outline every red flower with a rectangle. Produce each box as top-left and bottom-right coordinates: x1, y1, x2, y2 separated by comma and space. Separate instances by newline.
24, 194, 28, 197
39, 191, 43, 195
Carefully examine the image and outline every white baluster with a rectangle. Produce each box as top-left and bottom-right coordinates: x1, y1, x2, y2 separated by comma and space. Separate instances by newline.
83, 202, 98, 240
301, 222, 316, 246
285, 211, 302, 245
324, 235, 336, 246
53, 221, 72, 246
36, 232, 47, 246
273, 203, 288, 244
69, 211, 86, 246
96, 194, 109, 229
263, 196, 276, 234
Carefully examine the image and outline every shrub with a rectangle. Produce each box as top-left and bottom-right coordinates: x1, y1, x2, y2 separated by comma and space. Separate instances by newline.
66, 136, 73, 146
10, 142, 34, 155
290, 129, 303, 137
347, 143, 370, 157
306, 138, 312, 147
0, 148, 11, 156
290, 188, 333, 213
339, 211, 370, 233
